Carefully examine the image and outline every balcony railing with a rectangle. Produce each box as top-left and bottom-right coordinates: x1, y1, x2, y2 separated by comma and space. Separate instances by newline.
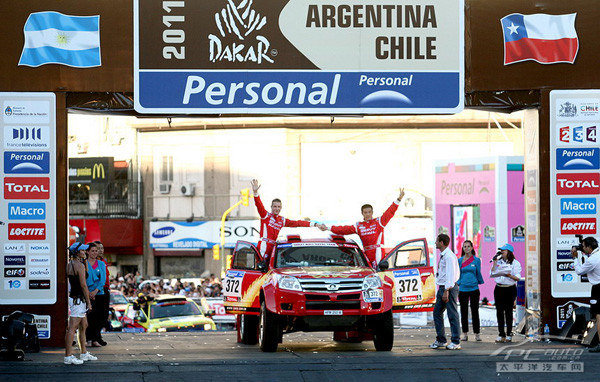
69, 181, 142, 218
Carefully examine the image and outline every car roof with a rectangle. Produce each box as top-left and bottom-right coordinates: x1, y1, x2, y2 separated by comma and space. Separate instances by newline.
276, 235, 359, 246
154, 294, 189, 303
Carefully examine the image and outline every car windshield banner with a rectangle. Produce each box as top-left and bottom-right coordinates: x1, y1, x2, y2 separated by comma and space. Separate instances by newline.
134, 0, 464, 114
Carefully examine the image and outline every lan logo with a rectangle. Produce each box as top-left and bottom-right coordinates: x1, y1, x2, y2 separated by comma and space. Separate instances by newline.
208, 0, 274, 64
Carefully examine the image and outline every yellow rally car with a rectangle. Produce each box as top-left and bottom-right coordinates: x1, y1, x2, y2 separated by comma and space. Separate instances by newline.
122, 295, 216, 333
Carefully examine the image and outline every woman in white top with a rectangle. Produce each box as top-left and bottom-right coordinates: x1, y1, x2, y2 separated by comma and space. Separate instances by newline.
490, 243, 522, 343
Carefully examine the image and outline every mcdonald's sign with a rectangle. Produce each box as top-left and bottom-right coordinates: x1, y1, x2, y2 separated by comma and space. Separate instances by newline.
68, 157, 113, 184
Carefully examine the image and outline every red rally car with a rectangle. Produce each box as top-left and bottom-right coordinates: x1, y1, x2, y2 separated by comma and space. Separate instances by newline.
223, 234, 435, 352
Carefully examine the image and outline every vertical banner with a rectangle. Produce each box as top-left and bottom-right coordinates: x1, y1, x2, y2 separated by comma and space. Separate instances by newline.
550, 90, 599, 298
1, 92, 57, 305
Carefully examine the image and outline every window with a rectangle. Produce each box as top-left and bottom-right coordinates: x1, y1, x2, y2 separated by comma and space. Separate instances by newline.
386, 240, 427, 268
160, 155, 173, 182
232, 242, 260, 270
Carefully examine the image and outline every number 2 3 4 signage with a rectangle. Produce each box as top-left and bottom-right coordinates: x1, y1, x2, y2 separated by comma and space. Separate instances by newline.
134, 0, 464, 114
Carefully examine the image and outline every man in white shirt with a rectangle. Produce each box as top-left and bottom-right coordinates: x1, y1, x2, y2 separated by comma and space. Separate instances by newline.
571, 236, 600, 353
430, 234, 461, 350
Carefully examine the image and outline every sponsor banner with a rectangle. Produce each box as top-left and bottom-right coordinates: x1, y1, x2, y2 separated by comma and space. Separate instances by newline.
3, 242, 26, 254
32, 315, 51, 339
8, 223, 46, 240
29, 279, 51, 289
557, 125, 598, 145
8, 202, 46, 220
28, 255, 51, 266
557, 261, 575, 271
556, 148, 599, 170
150, 220, 261, 249
560, 197, 597, 215
4, 267, 26, 278
2, 100, 50, 124
4, 279, 24, 290
557, 272, 577, 283
28, 267, 51, 279
3, 125, 50, 149
134, 0, 464, 114
556, 250, 573, 260
4, 177, 50, 199
560, 218, 596, 235
3, 151, 50, 174
556, 98, 600, 121
28, 243, 51, 254
556, 237, 581, 248
4, 255, 26, 266
556, 173, 600, 195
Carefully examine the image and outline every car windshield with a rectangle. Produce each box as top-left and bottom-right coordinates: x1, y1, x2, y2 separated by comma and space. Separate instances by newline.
110, 294, 129, 305
275, 244, 367, 268
150, 301, 202, 319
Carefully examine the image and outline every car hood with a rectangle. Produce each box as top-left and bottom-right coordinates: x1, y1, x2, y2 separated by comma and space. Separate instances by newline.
275, 266, 375, 279
148, 315, 214, 328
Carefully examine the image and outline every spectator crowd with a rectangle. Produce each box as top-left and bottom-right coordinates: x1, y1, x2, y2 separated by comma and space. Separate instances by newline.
109, 271, 223, 299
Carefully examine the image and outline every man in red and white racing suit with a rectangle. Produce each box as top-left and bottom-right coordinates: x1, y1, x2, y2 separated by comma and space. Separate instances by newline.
251, 179, 321, 259
322, 189, 405, 267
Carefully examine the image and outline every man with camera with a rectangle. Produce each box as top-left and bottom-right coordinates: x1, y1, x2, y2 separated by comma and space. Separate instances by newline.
571, 236, 600, 352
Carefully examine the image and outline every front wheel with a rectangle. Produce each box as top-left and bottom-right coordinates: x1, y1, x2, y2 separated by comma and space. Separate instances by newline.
373, 310, 394, 351
237, 314, 258, 345
259, 301, 279, 352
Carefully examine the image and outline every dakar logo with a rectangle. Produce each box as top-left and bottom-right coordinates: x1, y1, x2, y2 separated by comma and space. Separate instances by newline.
208, 0, 274, 64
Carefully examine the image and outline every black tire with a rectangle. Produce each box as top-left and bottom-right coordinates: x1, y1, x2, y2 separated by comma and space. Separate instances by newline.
238, 314, 259, 345
373, 310, 394, 351
259, 301, 279, 352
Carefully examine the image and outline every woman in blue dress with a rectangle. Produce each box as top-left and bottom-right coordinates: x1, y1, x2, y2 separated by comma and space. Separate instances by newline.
457, 240, 484, 341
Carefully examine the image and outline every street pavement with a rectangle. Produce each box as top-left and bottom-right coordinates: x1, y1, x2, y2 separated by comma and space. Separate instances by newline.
0, 326, 598, 381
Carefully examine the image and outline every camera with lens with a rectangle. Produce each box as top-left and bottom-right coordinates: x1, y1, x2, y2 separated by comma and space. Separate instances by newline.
572, 234, 584, 252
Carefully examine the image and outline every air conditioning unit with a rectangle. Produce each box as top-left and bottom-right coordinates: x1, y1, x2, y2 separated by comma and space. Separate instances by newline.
181, 183, 195, 196
159, 183, 171, 194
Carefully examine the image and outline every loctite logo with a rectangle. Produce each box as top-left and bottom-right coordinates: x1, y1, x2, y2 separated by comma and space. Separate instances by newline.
8, 223, 46, 240
556, 173, 600, 195
4, 177, 50, 199
560, 218, 597, 235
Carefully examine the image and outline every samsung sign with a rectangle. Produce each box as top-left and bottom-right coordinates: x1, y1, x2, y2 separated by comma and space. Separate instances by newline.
134, 0, 464, 115
8, 202, 46, 220
560, 198, 597, 215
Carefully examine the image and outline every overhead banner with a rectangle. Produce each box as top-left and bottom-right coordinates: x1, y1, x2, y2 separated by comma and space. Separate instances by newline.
150, 220, 261, 249
134, 0, 464, 114
1, 92, 57, 305
549, 90, 599, 298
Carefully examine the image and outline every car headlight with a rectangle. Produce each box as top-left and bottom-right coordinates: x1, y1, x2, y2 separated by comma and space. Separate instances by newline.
278, 275, 303, 291
362, 274, 382, 290
204, 323, 213, 330
157, 327, 167, 333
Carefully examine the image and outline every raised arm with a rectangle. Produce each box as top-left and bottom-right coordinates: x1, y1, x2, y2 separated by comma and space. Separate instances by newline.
251, 179, 268, 218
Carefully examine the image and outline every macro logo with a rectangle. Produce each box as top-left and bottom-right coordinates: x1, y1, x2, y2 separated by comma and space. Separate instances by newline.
92, 163, 105, 179
4, 151, 50, 174
556, 148, 599, 170
3, 243, 26, 254
4, 177, 50, 199
4, 268, 26, 278
556, 173, 600, 195
208, 1, 274, 64
5, 106, 13, 116
4, 256, 26, 266
560, 198, 597, 215
152, 226, 175, 238
3, 125, 50, 149
560, 218, 596, 235
8, 202, 46, 220
8, 223, 46, 240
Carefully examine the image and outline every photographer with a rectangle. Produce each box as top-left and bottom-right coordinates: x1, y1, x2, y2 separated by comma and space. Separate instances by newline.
490, 243, 521, 343
570, 236, 600, 353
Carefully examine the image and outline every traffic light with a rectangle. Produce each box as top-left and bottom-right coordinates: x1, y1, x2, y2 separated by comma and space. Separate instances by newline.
241, 188, 250, 206
212, 244, 220, 260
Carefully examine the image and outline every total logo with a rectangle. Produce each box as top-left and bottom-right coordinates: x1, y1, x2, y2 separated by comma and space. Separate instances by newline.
28, 267, 51, 279
4, 267, 26, 278
3, 151, 50, 174
560, 218, 597, 235
557, 125, 597, 145
556, 148, 599, 170
8, 223, 46, 240
4, 177, 50, 199
3, 243, 26, 254
556, 173, 600, 195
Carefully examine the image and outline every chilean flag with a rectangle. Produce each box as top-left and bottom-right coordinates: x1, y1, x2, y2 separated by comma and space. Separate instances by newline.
501, 13, 578, 65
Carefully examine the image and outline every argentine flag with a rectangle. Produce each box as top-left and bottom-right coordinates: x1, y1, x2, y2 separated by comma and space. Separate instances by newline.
18, 11, 101, 68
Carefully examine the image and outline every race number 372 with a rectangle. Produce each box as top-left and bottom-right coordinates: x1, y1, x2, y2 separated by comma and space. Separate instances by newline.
224, 270, 244, 298
393, 269, 423, 303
